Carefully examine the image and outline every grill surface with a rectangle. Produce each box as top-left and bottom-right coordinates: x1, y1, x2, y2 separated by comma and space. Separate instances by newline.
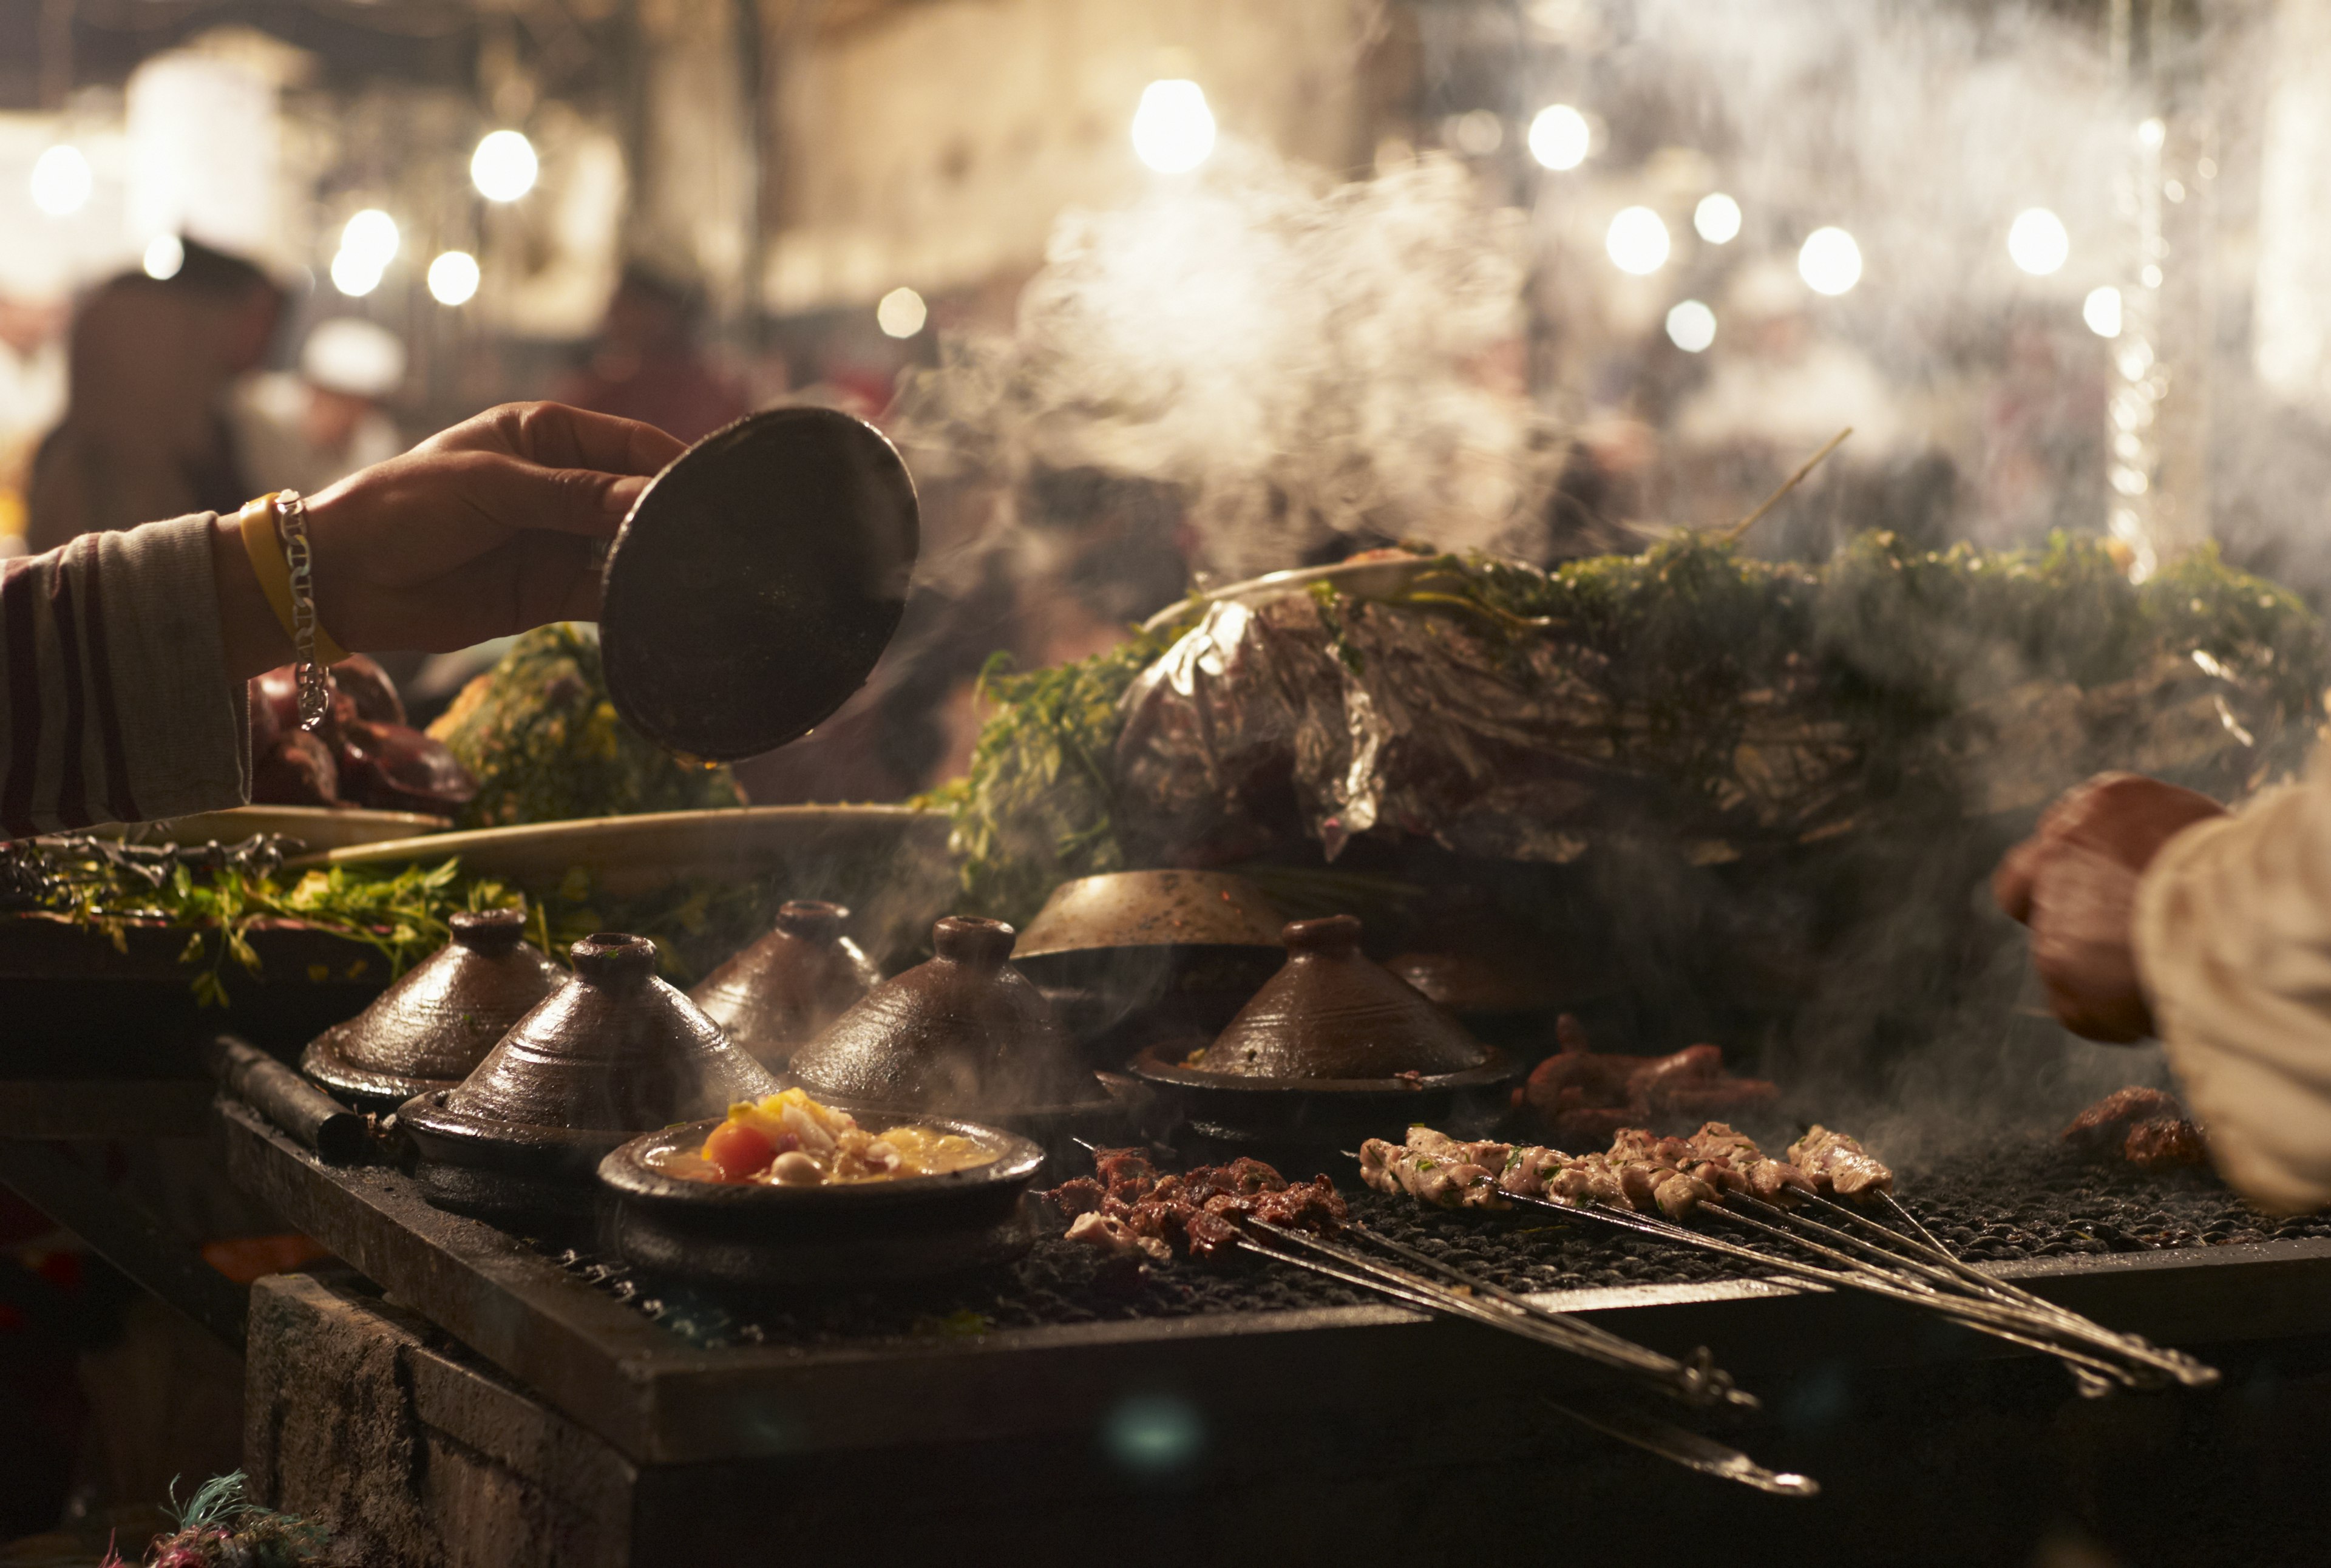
537, 1133, 2327, 1350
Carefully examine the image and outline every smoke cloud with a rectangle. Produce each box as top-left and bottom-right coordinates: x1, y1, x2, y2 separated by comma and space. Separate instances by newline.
896, 144, 1566, 580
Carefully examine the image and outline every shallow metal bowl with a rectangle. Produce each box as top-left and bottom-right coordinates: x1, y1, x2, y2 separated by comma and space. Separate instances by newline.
1125, 1041, 1517, 1158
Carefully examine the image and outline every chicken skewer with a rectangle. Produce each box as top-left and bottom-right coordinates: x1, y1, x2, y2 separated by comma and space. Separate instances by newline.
1362, 1124, 2215, 1393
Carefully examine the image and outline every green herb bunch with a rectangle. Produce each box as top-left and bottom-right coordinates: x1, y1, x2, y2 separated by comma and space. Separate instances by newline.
914, 615, 1192, 923
427, 624, 747, 829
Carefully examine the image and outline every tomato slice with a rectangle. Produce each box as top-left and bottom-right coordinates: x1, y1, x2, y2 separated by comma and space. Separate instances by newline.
704, 1120, 776, 1181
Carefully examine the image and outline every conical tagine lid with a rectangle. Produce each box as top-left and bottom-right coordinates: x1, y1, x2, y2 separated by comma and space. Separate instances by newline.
316, 909, 564, 1083
1197, 915, 1487, 1079
787, 915, 1094, 1113
445, 932, 778, 1132
688, 901, 878, 1068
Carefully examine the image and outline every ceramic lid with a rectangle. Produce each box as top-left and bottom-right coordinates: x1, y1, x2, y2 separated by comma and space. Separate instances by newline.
687, 900, 879, 1067
444, 932, 779, 1132
1195, 915, 1487, 1079
787, 915, 1096, 1114
316, 908, 564, 1082
599, 407, 919, 762
1012, 870, 1286, 960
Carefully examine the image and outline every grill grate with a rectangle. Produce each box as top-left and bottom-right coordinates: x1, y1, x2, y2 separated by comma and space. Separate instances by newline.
538, 1135, 2331, 1351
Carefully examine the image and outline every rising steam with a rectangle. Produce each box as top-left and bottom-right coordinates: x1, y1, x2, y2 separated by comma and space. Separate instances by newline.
895, 145, 1566, 579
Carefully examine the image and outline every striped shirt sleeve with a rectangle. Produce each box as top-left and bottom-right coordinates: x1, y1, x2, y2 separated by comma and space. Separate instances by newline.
0, 514, 251, 837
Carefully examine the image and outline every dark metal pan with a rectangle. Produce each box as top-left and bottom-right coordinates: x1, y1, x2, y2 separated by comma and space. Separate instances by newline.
599, 406, 920, 762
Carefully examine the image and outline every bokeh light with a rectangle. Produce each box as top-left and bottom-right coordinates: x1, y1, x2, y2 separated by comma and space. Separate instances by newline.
1101, 1395, 1206, 1477
30, 144, 92, 217
330, 248, 383, 297
877, 286, 928, 338
471, 130, 539, 203
1694, 192, 1741, 245
1666, 299, 1717, 352
2083, 284, 2123, 339
1131, 80, 1216, 174
1527, 104, 1590, 171
340, 209, 400, 269
1606, 206, 1671, 276
2007, 208, 2069, 276
1799, 226, 1862, 296
142, 235, 183, 280
427, 249, 481, 306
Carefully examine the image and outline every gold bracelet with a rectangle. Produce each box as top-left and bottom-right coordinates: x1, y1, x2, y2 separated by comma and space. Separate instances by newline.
234, 493, 348, 677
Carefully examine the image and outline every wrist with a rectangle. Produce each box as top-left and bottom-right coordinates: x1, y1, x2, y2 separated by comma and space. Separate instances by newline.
211, 512, 294, 683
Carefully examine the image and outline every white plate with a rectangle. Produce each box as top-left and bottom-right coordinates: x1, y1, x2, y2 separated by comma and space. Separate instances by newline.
87, 805, 453, 854
287, 804, 951, 899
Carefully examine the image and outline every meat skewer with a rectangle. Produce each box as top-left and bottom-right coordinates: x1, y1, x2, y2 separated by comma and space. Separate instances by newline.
1052, 1145, 1757, 1413
1366, 1124, 2217, 1394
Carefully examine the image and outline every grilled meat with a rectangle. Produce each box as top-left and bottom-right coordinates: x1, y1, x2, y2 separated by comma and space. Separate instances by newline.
1388, 1121, 1859, 1226
1359, 1132, 1507, 1209
1686, 1122, 1815, 1203
2063, 1088, 2207, 1172
2122, 1117, 2207, 1170
1050, 1153, 1346, 1266
1785, 1126, 1895, 1199
1515, 1015, 1779, 1144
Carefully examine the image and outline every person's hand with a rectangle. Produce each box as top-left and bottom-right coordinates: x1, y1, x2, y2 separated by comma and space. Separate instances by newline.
213, 402, 685, 676
1993, 772, 2229, 1042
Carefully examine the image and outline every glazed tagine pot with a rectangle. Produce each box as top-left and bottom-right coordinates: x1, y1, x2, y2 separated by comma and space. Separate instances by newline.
1009, 869, 1286, 1053
688, 900, 879, 1070
598, 1107, 1045, 1288
302, 908, 565, 1113
785, 915, 1116, 1153
1128, 914, 1513, 1156
400, 932, 779, 1223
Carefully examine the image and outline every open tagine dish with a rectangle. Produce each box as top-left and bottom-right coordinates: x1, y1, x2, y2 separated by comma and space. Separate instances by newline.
597, 1088, 1043, 1288
649, 1088, 1002, 1187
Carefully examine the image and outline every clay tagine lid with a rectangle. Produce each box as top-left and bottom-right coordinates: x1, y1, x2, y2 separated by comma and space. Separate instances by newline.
1195, 915, 1487, 1079
444, 932, 778, 1133
1013, 870, 1286, 960
688, 901, 878, 1069
304, 909, 564, 1105
787, 915, 1095, 1115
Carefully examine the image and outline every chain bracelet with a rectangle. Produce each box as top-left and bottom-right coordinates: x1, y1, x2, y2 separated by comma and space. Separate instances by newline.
273, 490, 331, 731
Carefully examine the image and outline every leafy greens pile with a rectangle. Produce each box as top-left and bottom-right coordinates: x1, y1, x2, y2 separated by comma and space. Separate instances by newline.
427, 624, 747, 829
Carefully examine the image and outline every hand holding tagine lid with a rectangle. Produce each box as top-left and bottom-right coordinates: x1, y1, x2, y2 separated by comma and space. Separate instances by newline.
399, 932, 779, 1220
786, 915, 1096, 1116
1193, 914, 1488, 1079
302, 908, 564, 1113
688, 900, 878, 1070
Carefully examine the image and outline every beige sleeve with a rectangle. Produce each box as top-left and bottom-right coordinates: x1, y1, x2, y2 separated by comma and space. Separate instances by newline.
2133, 753, 2331, 1213
0, 514, 250, 835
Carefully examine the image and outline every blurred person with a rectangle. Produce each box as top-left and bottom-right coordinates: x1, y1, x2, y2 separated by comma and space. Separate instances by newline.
0, 402, 682, 836
1994, 770, 2331, 1213
25, 239, 284, 554
0, 294, 67, 552
554, 263, 750, 444
234, 317, 407, 498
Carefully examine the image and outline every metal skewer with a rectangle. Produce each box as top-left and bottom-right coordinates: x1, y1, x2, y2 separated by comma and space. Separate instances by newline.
1542, 1396, 1818, 1498
1246, 1219, 1754, 1409
1788, 1192, 2217, 1388
1702, 1203, 2155, 1391
1498, 1189, 2157, 1391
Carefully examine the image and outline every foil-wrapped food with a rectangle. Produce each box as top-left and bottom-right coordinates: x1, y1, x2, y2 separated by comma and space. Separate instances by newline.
1108, 535, 2318, 874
